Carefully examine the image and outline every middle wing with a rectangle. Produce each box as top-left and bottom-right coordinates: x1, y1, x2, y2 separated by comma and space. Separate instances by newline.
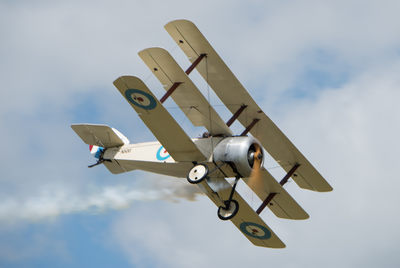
113, 75, 206, 162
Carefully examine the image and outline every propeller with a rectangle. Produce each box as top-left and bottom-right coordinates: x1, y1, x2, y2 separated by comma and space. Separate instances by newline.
247, 143, 264, 190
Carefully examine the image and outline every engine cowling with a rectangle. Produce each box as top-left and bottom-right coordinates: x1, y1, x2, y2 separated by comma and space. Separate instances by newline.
212, 136, 263, 177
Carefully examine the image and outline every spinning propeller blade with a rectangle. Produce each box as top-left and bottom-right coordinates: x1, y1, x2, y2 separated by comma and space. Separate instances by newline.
247, 144, 264, 190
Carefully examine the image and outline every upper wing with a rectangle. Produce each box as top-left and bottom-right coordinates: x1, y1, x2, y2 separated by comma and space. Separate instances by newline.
243, 168, 309, 220
71, 124, 128, 148
113, 75, 206, 162
138, 47, 232, 136
198, 176, 285, 248
165, 19, 332, 192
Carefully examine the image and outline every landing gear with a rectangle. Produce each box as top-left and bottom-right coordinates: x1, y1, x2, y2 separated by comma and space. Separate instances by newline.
218, 176, 240, 220
218, 199, 239, 220
187, 164, 209, 184
187, 164, 241, 220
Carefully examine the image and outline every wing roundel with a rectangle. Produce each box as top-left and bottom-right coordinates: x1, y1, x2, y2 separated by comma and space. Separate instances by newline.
113, 75, 206, 162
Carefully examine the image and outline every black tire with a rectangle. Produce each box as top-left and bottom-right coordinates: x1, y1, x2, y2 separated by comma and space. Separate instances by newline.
187, 163, 209, 184
217, 199, 239, 220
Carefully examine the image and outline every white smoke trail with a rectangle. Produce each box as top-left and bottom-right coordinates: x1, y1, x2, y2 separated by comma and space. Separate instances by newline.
0, 178, 203, 224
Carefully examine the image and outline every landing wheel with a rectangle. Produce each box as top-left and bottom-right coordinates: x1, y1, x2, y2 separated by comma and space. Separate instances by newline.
187, 164, 208, 184
217, 199, 239, 220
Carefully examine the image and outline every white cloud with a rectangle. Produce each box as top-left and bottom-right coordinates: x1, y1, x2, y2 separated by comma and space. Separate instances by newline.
1, 0, 400, 266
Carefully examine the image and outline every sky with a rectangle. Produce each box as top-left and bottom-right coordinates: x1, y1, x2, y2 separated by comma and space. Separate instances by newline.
1, 0, 400, 267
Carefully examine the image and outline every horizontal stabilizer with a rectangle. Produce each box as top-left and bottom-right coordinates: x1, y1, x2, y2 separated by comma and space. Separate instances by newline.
71, 124, 129, 148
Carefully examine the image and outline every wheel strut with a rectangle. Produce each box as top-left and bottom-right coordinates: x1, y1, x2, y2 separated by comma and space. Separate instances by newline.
225, 176, 240, 209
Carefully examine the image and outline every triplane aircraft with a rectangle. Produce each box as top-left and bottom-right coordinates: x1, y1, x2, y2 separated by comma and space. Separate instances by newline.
72, 20, 332, 248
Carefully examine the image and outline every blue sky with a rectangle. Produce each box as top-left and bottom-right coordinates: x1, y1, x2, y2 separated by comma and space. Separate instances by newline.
1, 0, 400, 267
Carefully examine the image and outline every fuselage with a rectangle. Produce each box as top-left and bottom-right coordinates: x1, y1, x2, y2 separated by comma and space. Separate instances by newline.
102, 136, 230, 178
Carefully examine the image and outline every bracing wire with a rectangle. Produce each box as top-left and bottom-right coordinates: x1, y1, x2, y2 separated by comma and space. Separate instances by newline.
205, 55, 215, 153
143, 72, 154, 83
